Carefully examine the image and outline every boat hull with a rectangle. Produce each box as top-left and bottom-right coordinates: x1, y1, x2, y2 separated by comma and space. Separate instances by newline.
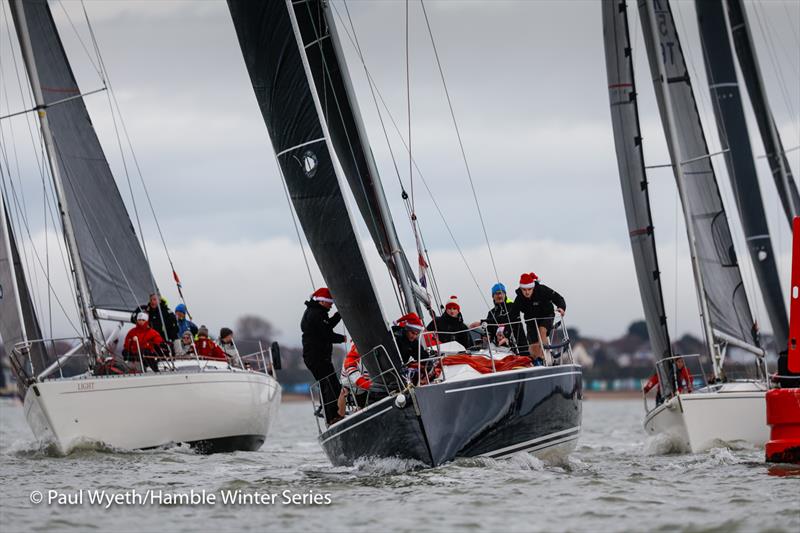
643, 383, 768, 453
319, 365, 582, 467
23, 370, 281, 455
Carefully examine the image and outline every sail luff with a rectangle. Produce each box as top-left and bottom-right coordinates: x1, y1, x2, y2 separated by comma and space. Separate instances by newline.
602, 1, 673, 384
725, 0, 800, 223
10, 0, 103, 350
695, 0, 789, 349
638, 0, 759, 376
227, 0, 405, 384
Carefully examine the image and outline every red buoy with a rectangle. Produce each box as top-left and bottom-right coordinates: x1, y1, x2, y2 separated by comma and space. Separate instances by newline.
766, 217, 800, 464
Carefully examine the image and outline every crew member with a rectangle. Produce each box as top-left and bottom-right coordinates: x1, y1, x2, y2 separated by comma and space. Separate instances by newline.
123, 312, 166, 373
513, 272, 566, 365
132, 293, 179, 343
340, 343, 371, 408
643, 357, 693, 403
426, 296, 473, 349
481, 283, 524, 351
393, 312, 424, 365
195, 326, 228, 362
174, 303, 198, 338
301, 287, 347, 424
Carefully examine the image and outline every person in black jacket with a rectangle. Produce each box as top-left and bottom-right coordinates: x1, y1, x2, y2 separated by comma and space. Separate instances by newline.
480, 283, 524, 352
392, 312, 425, 365
131, 293, 179, 344
302, 287, 347, 424
426, 296, 473, 350
513, 272, 566, 364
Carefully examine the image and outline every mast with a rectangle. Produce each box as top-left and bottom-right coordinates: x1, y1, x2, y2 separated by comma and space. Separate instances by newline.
695, 0, 789, 350
639, 0, 719, 375
602, 0, 675, 393
11, 0, 104, 354
725, 0, 800, 223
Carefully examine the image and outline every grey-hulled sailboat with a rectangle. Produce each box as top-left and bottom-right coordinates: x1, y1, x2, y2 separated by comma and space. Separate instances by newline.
228, 0, 582, 467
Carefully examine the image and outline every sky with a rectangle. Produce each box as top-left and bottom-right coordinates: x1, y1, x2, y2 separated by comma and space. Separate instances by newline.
1, 0, 798, 346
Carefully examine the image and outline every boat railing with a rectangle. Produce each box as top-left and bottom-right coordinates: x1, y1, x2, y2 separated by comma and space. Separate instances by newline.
310, 344, 405, 433
642, 354, 710, 413
239, 341, 277, 377
11, 337, 88, 387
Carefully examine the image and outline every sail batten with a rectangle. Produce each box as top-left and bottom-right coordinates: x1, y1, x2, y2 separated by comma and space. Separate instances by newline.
228, 0, 404, 382
695, 0, 788, 349
637, 0, 757, 351
10, 0, 155, 313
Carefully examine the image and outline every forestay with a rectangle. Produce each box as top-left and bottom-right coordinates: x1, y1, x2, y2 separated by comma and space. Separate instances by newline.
638, 0, 757, 347
695, 0, 788, 349
10, 0, 154, 313
227, 0, 405, 382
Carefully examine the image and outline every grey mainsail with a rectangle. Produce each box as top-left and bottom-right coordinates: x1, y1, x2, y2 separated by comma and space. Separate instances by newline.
695, 0, 788, 350
0, 196, 48, 373
227, 0, 404, 381
638, 0, 757, 349
10, 0, 155, 313
602, 0, 673, 392
293, 1, 425, 316
725, 0, 800, 224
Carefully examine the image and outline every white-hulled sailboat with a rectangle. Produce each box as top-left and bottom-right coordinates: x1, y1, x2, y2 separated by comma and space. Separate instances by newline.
603, 0, 795, 452
0, 0, 280, 455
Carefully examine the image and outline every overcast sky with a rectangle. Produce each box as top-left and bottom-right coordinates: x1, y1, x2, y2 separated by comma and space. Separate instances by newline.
1, 0, 798, 346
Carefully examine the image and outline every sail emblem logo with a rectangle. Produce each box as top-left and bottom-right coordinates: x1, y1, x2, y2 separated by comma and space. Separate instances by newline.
301, 150, 318, 178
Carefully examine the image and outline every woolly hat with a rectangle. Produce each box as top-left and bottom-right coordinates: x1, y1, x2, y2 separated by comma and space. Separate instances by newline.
445, 295, 460, 311
398, 312, 424, 331
519, 272, 539, 289
197, 325, 209, 338
219, 327, 233, 339
175, 303, 187, 314
136, 311, 149, 322
491, 282, 506, 295
311, 287, 334, 304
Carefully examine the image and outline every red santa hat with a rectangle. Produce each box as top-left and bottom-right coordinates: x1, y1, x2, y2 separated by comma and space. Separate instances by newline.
445, 295, 460, 311
311, 287, 334, 303
397, 312, 424, 331
519, 272, 539, 289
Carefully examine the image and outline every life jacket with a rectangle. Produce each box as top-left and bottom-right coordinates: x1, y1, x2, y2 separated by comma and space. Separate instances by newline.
195, 338, 228, 361
124, 324, 164, 355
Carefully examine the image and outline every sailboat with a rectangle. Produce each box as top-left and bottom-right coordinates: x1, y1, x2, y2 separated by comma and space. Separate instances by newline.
1, 0, 280, 455
227, 0, 582, 467
603, 0, 782, 452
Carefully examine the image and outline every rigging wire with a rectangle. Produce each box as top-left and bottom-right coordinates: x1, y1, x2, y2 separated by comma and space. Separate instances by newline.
419, 0, 501, 286
277, 159, 316, 290
331, 1, 488, 308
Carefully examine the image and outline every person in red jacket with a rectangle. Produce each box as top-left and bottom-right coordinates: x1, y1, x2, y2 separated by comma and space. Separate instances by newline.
643, 357, 693, 404
340, 343, 371, 409
123, 312, 166, 373
194, 326, 229, 363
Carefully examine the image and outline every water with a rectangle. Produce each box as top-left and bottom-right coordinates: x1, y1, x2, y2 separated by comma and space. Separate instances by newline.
0, 398, 797, 532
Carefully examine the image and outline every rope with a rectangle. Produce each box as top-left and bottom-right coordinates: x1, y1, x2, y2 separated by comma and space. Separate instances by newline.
276, 157, 316, 290
420, 0, 501, 286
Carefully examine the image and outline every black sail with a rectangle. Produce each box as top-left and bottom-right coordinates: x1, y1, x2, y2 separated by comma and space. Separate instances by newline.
10, 0, 155, 312
0, 204, 48, 373
696, 0, 788, 349
227, 0, 404, 380
726, 0, 800, 224
638, 0, 757, 346
602, 1, 673, 377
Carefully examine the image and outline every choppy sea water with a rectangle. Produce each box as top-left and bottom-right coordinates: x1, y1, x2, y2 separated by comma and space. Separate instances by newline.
0, 398, 798, 533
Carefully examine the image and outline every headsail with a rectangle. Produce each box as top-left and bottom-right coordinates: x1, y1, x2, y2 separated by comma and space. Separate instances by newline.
227, 0, 404, 381
602, 1, 673, 374
10, 0, 155, 313
638, 0, 757, 349
695, 0, 789, 350
725, 0, 800, 224
0, 195, 48, 373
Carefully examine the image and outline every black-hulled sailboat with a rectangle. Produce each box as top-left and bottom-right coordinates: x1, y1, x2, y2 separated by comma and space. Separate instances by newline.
2, 0, 280, 454
603, 0, 787, 452
228, 0, 582, 467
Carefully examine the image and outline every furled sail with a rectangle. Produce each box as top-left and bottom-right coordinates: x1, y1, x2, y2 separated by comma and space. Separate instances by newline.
10, 0, 155, 313
638, 0, 757, 347
725, 0, 800, 224
695, 0, 788, 349
602, 1, 673, 375
290, 1, 425, 315
0, 198, 48, 373
227, 0, 404, 381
